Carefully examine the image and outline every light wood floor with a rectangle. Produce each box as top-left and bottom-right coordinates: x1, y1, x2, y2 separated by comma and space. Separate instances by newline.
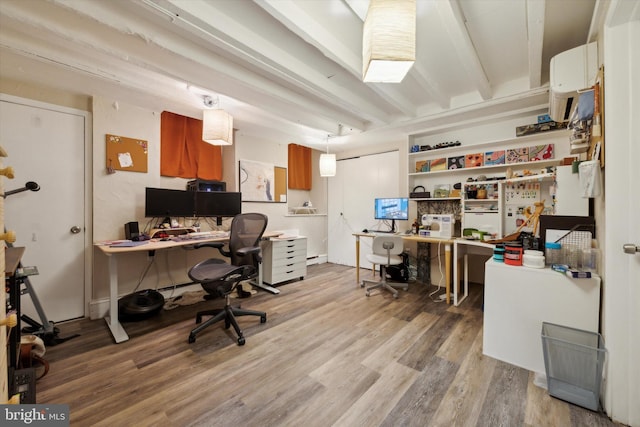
37, 263, 620, 427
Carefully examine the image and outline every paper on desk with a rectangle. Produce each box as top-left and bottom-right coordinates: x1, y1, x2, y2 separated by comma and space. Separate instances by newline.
109, 240, 149, 248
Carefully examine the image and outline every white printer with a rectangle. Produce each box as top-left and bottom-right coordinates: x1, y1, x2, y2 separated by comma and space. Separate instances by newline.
419, 214, 455, 239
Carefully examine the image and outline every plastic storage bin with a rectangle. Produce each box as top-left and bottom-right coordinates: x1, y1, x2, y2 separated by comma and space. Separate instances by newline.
541, 322, 606, 411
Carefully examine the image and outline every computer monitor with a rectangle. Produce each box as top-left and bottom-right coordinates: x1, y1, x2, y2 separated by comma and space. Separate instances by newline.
144, 187, 195, 218
195, 191, 242, 217
374, 197, 409, 232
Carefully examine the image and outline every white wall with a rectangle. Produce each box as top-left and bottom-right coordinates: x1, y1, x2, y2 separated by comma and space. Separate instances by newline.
90, 97, 328, 313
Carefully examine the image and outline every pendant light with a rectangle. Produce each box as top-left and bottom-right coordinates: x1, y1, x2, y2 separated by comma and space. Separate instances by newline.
319, 137, 336, 177
363, 0, 416, 83
202, 96, 233, 145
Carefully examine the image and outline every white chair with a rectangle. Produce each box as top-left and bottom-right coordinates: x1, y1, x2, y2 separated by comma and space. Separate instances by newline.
361, 235, 408, 298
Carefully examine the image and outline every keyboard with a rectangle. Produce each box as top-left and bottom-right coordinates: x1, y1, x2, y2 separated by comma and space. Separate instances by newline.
187, 231, 229, 238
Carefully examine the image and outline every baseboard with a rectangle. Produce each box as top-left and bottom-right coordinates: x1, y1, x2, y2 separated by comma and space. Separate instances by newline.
307, 254, 327, 265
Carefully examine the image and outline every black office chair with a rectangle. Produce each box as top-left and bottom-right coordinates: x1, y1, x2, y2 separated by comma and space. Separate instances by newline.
187, 213, 268, 345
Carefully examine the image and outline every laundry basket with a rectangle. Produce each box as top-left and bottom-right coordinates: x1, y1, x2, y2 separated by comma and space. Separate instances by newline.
541, 322, 606, 411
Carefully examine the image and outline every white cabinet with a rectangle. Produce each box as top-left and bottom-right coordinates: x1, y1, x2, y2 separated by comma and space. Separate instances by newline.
483, 259, 600, 375
262, 237, 307, 285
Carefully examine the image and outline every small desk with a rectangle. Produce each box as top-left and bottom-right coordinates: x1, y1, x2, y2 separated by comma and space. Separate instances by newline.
96, 232, 280, 343
452, 239, 494, 306
353, 233, 455, 304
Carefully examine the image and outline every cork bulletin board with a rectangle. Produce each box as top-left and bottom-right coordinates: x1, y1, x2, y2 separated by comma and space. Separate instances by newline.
106, 134, 148, 173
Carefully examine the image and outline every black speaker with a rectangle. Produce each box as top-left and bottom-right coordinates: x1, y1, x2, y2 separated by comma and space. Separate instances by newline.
125, 222, 139, 240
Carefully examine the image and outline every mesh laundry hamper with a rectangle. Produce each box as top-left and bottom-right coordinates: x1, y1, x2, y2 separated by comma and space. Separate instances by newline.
541, 322, 606, 411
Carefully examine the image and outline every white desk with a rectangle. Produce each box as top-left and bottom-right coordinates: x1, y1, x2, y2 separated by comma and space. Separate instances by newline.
95, 232, 279, 343
452, 239, 494, 306
483, 259, 600, 375
353, 233, 455, 304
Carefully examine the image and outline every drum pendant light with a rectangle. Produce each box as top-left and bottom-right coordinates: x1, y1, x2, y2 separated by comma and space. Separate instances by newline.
363, 0, 416, 83
202, 96, 233, 145
319, 136, 336, 177
319, 153, 336, 177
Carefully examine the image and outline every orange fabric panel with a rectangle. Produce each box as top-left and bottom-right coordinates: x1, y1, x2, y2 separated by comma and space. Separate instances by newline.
288, 143, 312, 190
161, 111, 222, 180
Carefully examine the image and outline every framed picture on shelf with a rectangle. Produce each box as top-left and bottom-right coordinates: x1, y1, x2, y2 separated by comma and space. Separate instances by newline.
448, 156, 465, 170
529, 144, 554, 161
507, 148, 529, 163
485, 150, 506, 166
415, 159, 430, 172
433, 184, 451, 198
465, 153, 484, 168
430, 157, 447, 172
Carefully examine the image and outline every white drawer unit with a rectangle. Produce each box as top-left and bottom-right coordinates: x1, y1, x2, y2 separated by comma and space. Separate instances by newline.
262, 237, 307, 285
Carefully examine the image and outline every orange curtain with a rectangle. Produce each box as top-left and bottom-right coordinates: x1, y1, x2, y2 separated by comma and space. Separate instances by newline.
288, 143, 312, 190
160, 111, 223, 180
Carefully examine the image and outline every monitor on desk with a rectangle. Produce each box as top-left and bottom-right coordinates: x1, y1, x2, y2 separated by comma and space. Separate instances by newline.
374, 197, 409, 233
195, 191, 242, 218
145, 187, 195, 218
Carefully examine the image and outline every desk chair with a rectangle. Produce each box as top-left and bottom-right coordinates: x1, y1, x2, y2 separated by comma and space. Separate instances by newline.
361, 235, 408, 298
187, 213, 268, 346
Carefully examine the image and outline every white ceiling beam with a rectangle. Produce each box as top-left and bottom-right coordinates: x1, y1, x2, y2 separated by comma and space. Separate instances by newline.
526, 0, 545, 88
256, 0, 417, 118
145, 0, 391, 125
436, 0, 492, 100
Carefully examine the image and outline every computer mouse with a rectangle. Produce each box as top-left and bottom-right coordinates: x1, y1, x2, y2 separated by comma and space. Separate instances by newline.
362, 228, 368, 233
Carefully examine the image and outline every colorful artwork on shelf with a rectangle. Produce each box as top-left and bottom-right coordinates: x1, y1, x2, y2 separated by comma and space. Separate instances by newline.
465, 153, 484, 168
415, 160, 430, 173
448, 156, 465, 170
528, 144, 554, 161
506, 148, 529, 164
485, 150, 506, 166
430, 157, 447, 171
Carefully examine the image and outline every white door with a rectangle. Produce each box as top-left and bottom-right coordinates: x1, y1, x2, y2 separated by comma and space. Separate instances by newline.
327, 150, 399, 267
0, 96, 88, 323
603, 14, 639, 426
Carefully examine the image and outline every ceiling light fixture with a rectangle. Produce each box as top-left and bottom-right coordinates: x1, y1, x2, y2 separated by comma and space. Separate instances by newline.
363, 0, 416, 83
202, 95, 233, 146
319, 136, 336, 177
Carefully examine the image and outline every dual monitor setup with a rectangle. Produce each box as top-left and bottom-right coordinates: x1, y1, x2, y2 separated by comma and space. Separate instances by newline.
374, 197, 409, 233
145, 180, 241, 226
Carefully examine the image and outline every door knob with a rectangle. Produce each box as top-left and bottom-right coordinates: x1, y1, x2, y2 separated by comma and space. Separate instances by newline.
70, 226, 82, 234
623, 243, 639, 254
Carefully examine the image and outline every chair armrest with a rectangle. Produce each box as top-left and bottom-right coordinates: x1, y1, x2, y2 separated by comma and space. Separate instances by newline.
193, 241, 232, 257
193, 242, 225, 250
235, 246, 261, 257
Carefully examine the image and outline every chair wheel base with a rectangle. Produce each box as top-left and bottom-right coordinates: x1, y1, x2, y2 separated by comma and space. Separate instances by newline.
260, 315, 267, 323
237, 336, 246, 346
188, 334, 196, 343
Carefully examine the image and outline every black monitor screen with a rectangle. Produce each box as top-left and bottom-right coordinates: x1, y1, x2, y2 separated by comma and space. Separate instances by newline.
145, 188, 195, 217
374, 197, 409, 221
195, 191, 242, 217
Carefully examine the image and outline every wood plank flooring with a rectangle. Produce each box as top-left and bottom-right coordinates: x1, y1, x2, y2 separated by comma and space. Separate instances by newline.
36, 263, 621, 427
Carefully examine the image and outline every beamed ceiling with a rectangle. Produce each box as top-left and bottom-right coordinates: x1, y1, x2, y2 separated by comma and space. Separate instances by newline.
0, 0, 603, 152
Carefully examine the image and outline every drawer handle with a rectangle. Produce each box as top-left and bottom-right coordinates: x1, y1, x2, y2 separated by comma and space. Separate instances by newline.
286, 270, 294, 274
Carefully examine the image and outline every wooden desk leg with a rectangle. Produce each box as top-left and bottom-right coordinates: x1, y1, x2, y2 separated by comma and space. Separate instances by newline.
104, 254, 129, 343
355, 236, 361, 284
445, 243, 452, 304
